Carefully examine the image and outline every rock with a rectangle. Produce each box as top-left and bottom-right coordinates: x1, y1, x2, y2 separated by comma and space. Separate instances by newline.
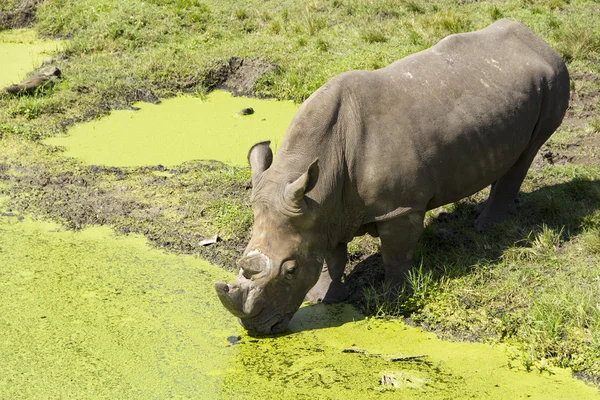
239, 107, 254, 116
199, 235, 221, 246
3, 66, 61, 95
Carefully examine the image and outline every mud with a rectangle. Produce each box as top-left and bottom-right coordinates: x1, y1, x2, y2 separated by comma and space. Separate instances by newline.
0, 0, 40, 30
203, 57, 278, 97
538, 134, 600, 167
0, 136, 252, 269
565, 72, 600, 128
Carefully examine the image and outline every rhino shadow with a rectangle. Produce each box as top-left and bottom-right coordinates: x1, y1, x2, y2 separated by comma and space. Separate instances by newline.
346, 177, 600, 312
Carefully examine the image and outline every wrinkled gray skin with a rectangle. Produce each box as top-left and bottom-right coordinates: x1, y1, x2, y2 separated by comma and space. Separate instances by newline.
215, 20, 570, 335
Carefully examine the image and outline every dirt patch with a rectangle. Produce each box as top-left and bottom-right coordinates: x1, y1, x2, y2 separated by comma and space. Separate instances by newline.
573, 372, 600, 390
204, 57, 277, 97
0, 0, 40, 30
49, 57, 276, 134
0, 155, 252, 270
540, 134, 600, 167
564, 72, 600, 128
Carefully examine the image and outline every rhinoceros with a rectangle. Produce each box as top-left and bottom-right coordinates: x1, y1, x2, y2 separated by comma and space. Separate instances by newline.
214, 19, 569, 334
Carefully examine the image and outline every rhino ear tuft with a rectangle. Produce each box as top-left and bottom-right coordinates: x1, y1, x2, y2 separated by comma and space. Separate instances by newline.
285, 159, 319, 205
248, 141, 273, 182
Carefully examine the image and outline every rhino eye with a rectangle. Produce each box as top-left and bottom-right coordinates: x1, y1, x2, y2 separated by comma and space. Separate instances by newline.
282, 260, 297, 275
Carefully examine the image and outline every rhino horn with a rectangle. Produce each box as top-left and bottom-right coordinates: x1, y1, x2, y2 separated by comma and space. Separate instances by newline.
285, 159, 319, 205
237, 250, 271, 279
214, 282, 247, 318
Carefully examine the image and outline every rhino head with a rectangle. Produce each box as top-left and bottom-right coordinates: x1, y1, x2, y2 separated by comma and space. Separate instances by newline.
214, 141, 325, 334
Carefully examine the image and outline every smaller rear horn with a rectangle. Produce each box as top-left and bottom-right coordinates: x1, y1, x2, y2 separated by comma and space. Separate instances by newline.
237, 252, 268, 279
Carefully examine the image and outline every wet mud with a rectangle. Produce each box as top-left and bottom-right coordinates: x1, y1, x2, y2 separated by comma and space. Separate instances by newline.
0, 0, 40, 30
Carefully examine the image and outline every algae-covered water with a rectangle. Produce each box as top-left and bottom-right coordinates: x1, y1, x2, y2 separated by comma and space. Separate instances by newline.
44, 90, 299, 167
0, 29, 61, 88
1, 200, 598, 399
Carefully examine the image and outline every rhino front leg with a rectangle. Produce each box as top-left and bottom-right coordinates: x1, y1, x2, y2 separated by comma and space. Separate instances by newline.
305, 242, 349, 303
377, 211, 425, 288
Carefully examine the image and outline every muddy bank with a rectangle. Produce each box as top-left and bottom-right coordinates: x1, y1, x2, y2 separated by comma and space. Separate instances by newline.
0, 29, 61, 89
0, 137, 251, 269
0, 0, 40, 30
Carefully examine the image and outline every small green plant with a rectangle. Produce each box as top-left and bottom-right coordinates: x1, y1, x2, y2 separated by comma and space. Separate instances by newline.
503, 225, 562, 262
296, 36, 308, 47
235, 8, 248, 20
315, 37, 330, 52
489, 5, 502, 21
406, 261, 435, 305
302, 8, 326, 35
555, 20, 600, 62
405, 1, 424, 14
361, 28, 388, 44
430, 9, 472, 35
363, 282, 405, 318
590, 118, 600, 133
268, 20, 283, 34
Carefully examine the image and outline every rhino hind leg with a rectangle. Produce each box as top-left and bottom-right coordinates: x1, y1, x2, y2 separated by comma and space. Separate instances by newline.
305, 243, 349, 303
475, 137, 550, 232
377, 211, 425, 289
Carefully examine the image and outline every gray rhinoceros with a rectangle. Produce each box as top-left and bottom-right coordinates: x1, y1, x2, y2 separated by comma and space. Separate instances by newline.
214, 19, 569, 334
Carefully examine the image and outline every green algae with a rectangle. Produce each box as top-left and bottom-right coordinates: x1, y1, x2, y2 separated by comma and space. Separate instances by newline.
0, 29, 61, 88
43, 90, 298, 167
1, 205, 598, 399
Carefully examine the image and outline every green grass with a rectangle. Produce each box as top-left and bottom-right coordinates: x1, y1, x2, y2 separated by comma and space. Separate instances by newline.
1, 0, 600, 385
361, 165, 600, 376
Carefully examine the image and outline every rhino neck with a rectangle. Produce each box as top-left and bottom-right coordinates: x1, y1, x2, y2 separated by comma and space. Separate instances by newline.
267, 78, 365, 250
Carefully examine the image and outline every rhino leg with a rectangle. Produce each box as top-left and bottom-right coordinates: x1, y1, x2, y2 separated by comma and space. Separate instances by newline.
475, 145, 545, 232
475, 182, 496, 215
305, 243, 349, 303
377, 211, 425, 289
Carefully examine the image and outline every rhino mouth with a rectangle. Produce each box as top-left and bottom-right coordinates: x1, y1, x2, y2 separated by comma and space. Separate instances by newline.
215, 279, 298, 335
239, 312, 294, 335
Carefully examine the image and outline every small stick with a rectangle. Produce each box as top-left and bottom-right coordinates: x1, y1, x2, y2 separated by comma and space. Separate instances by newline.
389, 355, 427, 362
342, 348, 427, 362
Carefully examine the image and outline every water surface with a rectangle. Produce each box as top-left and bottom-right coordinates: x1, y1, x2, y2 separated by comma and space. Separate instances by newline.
1, 204, 597, 399
44, 90, 299, 167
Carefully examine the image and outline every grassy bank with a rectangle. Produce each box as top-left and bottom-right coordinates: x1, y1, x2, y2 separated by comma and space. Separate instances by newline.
1, 0, 599, 387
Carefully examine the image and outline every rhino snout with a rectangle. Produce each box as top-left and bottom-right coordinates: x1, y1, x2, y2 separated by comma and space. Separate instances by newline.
214, 282, 229, 293
214, 281, 250, 318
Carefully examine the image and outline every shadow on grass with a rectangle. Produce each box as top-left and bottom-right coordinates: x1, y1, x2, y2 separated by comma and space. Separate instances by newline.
345, 177, 600, 313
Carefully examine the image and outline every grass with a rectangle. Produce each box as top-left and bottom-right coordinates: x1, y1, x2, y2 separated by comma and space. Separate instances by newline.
1, 0, 600, 386
361, 165, 600, 377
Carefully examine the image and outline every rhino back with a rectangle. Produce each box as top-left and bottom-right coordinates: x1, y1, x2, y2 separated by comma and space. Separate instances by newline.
341, 19, 569, 220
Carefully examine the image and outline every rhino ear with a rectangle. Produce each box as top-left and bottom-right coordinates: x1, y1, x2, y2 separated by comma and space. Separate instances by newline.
285, 159, 319, 205
248, 141, 273, 183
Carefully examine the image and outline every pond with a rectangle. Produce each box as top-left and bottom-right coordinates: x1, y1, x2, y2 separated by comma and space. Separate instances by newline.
1, 203, 597, 399
44, 90, 299, 167
0, 29, 61, 88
